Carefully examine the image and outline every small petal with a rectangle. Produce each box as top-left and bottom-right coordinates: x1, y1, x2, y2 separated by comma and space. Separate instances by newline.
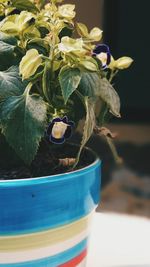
93, 44, 110, 55
93, 44, 111, 69
47, 117, 74, 144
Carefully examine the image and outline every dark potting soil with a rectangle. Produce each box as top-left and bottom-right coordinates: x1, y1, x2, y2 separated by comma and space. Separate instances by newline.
0, 143, 96, 180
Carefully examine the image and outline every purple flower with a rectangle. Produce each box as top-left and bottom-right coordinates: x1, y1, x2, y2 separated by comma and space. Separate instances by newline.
93, 44, 111, 69
47, 116, 74, 144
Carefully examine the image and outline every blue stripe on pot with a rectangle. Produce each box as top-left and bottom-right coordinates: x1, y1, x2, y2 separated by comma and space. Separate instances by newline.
0, 159, 101, 235
0, 238, 87, 266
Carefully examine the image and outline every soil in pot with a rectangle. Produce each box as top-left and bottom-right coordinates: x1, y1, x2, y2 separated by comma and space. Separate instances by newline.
0, 140, 96, 180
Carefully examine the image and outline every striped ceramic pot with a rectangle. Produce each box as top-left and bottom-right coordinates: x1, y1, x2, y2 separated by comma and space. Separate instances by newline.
0, 148, 101, 267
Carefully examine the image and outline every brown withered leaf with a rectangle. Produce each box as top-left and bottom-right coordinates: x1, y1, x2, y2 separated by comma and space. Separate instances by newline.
94, 126, 118, 139
59, 158, 76, 167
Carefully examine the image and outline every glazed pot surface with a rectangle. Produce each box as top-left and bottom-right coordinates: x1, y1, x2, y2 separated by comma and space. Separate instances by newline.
0, 150, 101, 266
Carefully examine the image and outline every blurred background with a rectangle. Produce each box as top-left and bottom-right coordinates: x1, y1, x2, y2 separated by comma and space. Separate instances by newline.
71, 0, 150, 218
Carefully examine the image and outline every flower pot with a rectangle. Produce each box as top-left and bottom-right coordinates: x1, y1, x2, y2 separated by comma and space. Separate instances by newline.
0, 147, 101, 267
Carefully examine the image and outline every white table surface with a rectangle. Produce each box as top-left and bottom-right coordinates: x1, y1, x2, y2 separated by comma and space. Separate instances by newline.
87, 212, 150, 267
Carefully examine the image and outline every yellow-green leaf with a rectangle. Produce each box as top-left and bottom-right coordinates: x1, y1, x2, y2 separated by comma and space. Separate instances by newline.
23, 25, 41, 39
89, 27, 103, 42
0, 12, 35, 36
19, 49, 42, 80
11, 0, 39, 13
58, 4, 76, 20
53, 60, 62, 71
52, 0, 64, 3
0, 18, 19, 35
16, 11, 35, 32
76, 23, 88, 37
58, 36, 86, 56
80, 57, 98, 71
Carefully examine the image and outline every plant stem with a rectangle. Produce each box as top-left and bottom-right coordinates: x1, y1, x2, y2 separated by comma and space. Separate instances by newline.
109, 70, 118, 83
106, 136, 123, 165
23, 82, 33, 96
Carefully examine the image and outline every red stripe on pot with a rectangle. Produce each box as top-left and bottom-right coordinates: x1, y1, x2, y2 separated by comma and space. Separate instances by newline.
59, 248, 87, 267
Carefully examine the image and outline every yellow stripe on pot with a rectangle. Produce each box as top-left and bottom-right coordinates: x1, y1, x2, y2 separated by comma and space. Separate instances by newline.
0, 213, 93, 252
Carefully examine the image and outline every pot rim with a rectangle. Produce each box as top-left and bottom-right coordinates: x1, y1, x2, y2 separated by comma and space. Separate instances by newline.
0, 145, 101, 185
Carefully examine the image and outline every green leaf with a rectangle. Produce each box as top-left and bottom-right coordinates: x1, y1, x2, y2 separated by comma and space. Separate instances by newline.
78, 71, 101, 97
73, 96, 96, 168
27, 38, 49, 55
95, 100, 108, 125
0, 32, 17, 46
78, 72, 121, 118
0, 33, 16, 70
99, 78, 121, 117
0, 39, 15, 54
59, 25, 73, 39
0, 87, 47, 164
59, 67, 82, 104
42, 62, 51, 102
80, 97, 96, 147
0, 66, 26, 99
11, 0, 39, 13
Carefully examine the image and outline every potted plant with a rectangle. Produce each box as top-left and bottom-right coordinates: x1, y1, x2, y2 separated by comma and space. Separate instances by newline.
0, 0, 133, 266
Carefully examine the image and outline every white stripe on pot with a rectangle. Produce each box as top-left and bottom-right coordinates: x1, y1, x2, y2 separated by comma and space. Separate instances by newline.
0, 229, 90, 264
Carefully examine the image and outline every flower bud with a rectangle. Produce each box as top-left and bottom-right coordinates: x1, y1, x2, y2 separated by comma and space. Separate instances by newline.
109, 56, 133, 70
